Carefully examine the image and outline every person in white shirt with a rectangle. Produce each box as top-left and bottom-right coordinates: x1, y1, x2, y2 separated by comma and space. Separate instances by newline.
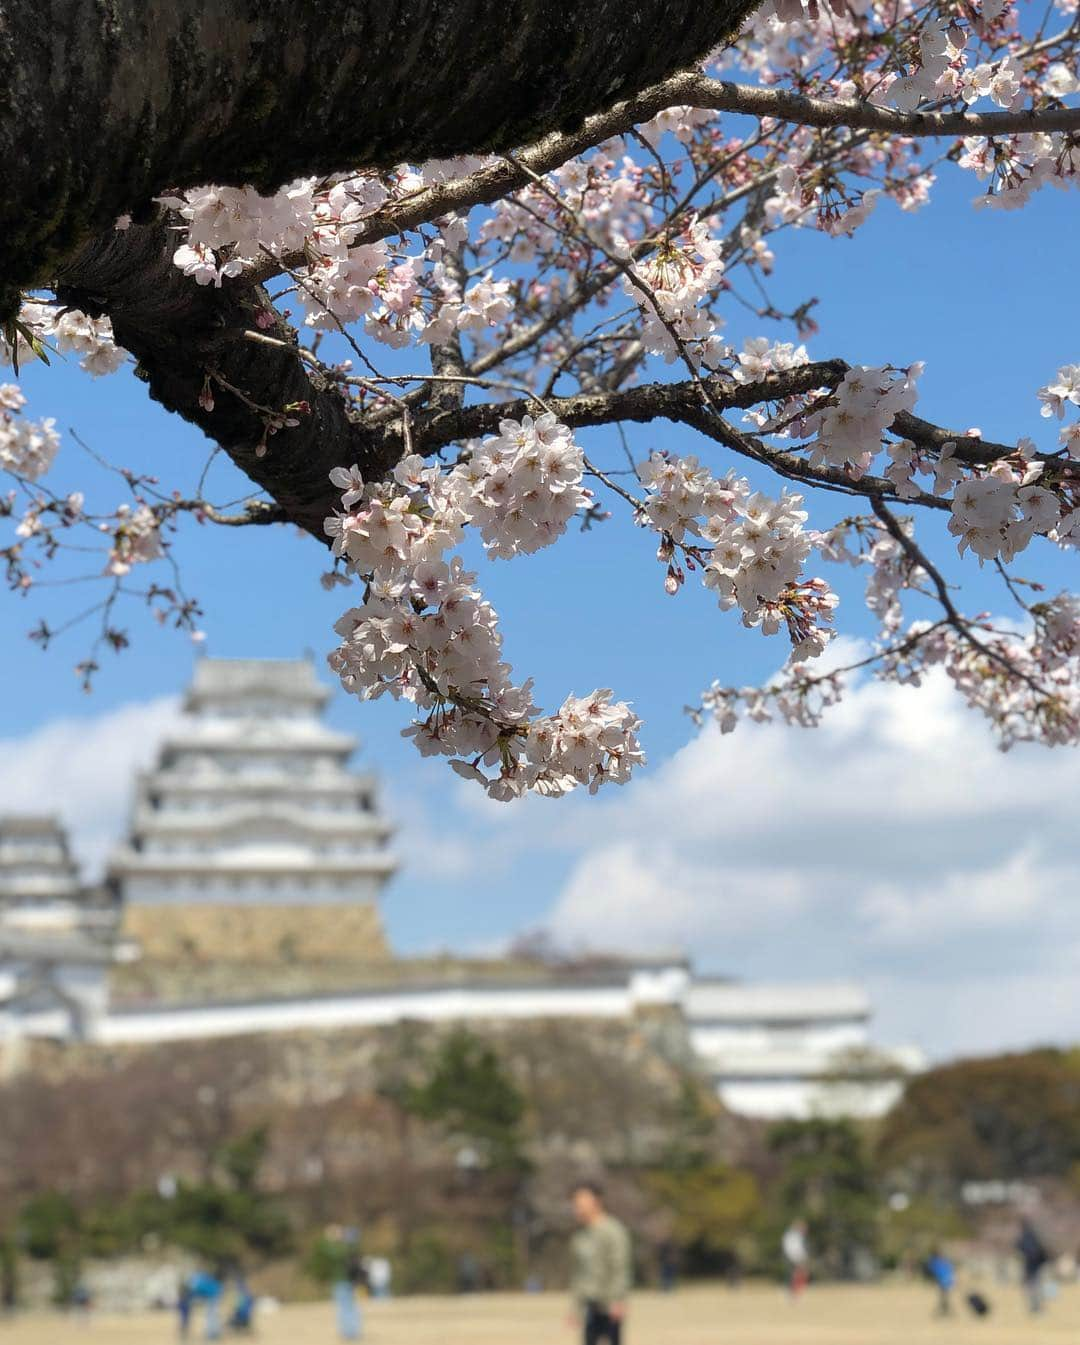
782, 1220, 810, 1298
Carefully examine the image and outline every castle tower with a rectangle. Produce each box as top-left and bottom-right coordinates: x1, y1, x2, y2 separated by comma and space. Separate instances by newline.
0, 817, 115, 1045
0, 815, 113, 936
0, 816, 79, 908
107, 658, 396, 974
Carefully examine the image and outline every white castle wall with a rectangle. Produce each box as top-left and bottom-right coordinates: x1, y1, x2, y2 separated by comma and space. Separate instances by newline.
717, 1076, 907, 1121
97, 981, 638, 1045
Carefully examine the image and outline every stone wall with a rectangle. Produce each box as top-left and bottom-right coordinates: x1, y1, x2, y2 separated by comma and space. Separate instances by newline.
109, 948, 634, 1006
119, 900, 389, 970
13, 1012, 715, 1167
19, 1254, 197, 1313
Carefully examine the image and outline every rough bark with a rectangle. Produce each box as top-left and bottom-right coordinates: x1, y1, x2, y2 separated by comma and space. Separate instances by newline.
2, 0, 756, 301
3, 0, 761, 542
53, 220, 374, 539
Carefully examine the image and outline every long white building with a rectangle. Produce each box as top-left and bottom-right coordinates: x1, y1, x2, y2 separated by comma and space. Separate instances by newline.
685, 979, 919, 1118
0, 658, 920, 1118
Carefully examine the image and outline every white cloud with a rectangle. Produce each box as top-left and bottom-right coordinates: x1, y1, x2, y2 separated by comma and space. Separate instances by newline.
554, 841, 811, 949
857, 846, 1056, 946
0, 697, 181, 877
539, 669, 1080, 1059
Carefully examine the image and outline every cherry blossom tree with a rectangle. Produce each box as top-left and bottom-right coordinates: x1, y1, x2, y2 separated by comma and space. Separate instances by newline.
5, 0, 1080, 800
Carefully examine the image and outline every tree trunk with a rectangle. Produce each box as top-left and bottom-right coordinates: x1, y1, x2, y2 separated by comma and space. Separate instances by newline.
2, 0, 756, 307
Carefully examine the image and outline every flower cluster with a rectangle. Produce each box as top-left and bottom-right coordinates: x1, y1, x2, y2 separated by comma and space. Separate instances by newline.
948, 461, 1060, 563
631, 451, 836, 658
802, 365, 921, 474
326, 415, 589, 574
696, 662, 846, 736
888, 15, 970, 112
455, 689, 644, 799
163, 170, 524, 352
324, 456, 466, 580
702, 488, 836, 660
637, 453, 738, 544
329, 558, 519, 723
1038, 365, 1080, 455
479, 152, 644, 265
102, 504, 163, 576
296, 244, 394, 328
958, 131, 1080, 211
324, 417, 639, 797
329, 561, 642, 799
50, 310, 127, 377
731, 337, 809, 385
0, 386, 59, 482
621, 218, 726, 364
448, 274, 515, 337
162, 179, 318, 282
1, 302, 125, 377
451, 413, 591, 559
892, 619, 1080, 753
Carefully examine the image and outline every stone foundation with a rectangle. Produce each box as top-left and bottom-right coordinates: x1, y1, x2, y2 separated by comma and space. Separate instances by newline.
121, 901, 389, 966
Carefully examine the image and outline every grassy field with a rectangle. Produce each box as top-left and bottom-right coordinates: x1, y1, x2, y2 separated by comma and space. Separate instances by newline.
4, 1281, 1079, 1344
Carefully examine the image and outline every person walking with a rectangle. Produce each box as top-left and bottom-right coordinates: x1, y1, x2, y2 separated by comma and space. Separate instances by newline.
176, 1277, 193, 1340
365, 1256, 391, 1300
925, 1248, 955, 1317
188, 1268, 223, 1342
657, 1239, 678, 1293
569, 1180, 631, 1345
331, 1228, 365, 1342
782, 1220, 810, 1299
1017, 1219, 1050, 1314
227, 1274, 255, 1334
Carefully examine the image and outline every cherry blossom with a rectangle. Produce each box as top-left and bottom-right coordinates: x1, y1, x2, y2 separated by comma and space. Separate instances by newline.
0, 399, 59, 481
449, 414, 591, 559
9, 0, 1080, 785
103, 504, 163, 576
801, 366, 921, 475
2, 301, 125, 376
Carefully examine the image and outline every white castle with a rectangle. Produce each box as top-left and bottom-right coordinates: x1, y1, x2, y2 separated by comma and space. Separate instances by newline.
0, 658, 920, 1118
109, 658, 395, 966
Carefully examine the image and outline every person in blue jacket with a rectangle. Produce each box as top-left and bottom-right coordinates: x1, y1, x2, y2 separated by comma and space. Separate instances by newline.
925, 1248, 955, 1317
188, 1268, 224, 1341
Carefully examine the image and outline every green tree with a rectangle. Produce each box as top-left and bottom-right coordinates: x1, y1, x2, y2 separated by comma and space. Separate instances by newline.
877, 1049, 1080, 1196
18, 1192, 83, 1304
649, 1164, 760, 1276
764, 1118, 880, 1279
405, 1029, 527, 1170
659, 1079, 722, 1172
158, 1126, 293, 1267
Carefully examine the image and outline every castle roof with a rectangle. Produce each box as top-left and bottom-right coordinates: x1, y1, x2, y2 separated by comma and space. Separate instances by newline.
685, 980, 870, 1023
0, 814, 70, 837
184, 657, 331, 712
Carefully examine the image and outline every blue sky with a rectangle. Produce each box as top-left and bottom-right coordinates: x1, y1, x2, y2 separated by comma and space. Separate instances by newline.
3, 157, 1079, 1060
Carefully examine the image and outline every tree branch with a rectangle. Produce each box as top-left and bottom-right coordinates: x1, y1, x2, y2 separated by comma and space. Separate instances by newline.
364, 363, 965, 513
870, 495, 1053, 697
678, 74, 1080, 140
163, 499, 287, 528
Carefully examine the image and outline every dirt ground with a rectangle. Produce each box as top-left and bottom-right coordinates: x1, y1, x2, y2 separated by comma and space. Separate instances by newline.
5, 1281, 1079, 1344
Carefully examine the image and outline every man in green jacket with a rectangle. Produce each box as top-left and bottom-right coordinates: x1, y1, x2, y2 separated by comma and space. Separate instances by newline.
569, 1181, 632, 1345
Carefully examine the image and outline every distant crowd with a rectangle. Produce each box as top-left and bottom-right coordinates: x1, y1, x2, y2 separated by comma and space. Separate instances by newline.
11, 1186, 1071, 1344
